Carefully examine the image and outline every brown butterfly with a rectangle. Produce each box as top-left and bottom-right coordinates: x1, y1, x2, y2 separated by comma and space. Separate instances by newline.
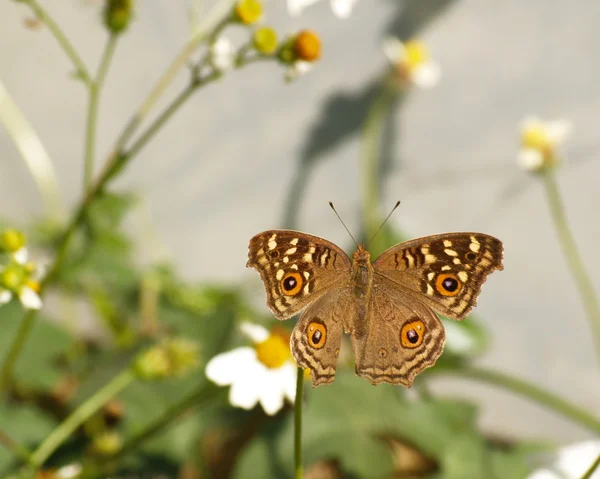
247, 224, 503, 387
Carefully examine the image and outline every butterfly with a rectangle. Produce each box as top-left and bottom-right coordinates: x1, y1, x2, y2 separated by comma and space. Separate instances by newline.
247, 229, 503, 386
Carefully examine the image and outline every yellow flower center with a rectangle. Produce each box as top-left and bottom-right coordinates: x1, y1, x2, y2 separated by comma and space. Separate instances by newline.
26, 280, 41, 293
235, 0, 263, 25
522, 125, 550, 151
404, 40, 428, 69
1, 264, 26, 291
294, 30, 321, 62
255, 334, 290, 369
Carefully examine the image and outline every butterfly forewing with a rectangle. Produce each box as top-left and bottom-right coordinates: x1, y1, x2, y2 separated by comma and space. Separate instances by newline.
372, 233, 503, 320
247, 230, 351, 320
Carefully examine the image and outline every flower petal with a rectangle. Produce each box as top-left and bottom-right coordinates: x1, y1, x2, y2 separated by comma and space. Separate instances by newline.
19, 286, 42, 310
205, 347, 257, 386
259, 370, 286, 415
528, 440, 600, 479
547, 119, 572, 146
210, 37, 235, 72
240, 322, 269, 343
518, 148, 544, 172
287, 0, 321, 16
443, 321, 475, 355
381, 36, 406, 64
13, 247, 28, 265
412, 62, 441, 88
278, 361, 298, 402
0, 289, 12, 304
330, 0, 356, 18
229, 364, 267, 410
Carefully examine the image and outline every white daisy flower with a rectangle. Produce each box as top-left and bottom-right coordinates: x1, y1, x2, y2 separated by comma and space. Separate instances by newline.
205, 322, 297, 415
382, 37, 441, 88
528, 440, 600, 479
288, 0, 357, 18
209, 37, 235, 72
0, 250, 44, 310
518, 116, 572, 173
285, 60, 314, 82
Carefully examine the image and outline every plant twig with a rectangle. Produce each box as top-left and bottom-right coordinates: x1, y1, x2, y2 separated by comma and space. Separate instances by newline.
541, 170, 600, 364
581, 452, 600, 479
19, 0, 91, 84
436, 365, 600, 435
28, 370, 135, 469
117, 382, 222, 456
295, 367, 304, 479
84, 35, 118, 192
0, 428, 34, 466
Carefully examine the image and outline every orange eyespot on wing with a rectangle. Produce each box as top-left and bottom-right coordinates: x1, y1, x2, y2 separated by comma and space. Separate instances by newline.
280, 272, 303, 296
400, 320, 425, 348
307, 321, 327, 349
435, 273, 462, 297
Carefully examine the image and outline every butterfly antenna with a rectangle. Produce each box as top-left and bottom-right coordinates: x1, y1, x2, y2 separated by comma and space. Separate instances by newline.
366, 201, 401, 246
329, 202, 359, 248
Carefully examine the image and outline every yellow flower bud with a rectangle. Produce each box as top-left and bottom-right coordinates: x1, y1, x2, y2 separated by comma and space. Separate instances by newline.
235, 0, 263, 25
1, 229, 26, 253
103, 0, 134, 34
253, 27, 278, 54
132, 338, 200, 380
91, 431, 123, 456
294, 30, 321, 62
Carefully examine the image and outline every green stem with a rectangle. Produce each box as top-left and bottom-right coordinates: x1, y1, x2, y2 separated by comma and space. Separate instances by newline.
20, 0, 91, 84
439, 365, 600, 435
294, 367, 304, 479
581, 453, 600, 479
84, 35, 118, 192
359, 80, 401, 250
541, 170, 600, 363
117, 382, 222, 456
0, 428, 33, 466
29, 369, 135, 468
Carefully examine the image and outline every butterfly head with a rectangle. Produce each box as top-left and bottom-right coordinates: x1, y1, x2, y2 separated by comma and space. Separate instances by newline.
352, 244, 371, 266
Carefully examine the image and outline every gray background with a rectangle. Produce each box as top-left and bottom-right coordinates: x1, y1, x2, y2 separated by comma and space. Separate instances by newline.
1, 0, 599, 444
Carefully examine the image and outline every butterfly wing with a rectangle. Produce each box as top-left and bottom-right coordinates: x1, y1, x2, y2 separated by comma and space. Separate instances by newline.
291, 287, 355, 386
372, 233, 503, 320
352, 284, 445, 386
247, 230, 352, 320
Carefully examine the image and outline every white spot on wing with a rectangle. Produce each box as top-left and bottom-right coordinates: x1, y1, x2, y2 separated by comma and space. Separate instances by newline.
276, 269, 284, 280
426, 284, 434, 296
303, 253, 313, 262
286, 247, 297, 255
268, 240, 277, 250
443, 240, 453, 247
290, 238, 299, 246
444, 248, 458, 256
441, 265, 451, 271
458, 271, 468, 282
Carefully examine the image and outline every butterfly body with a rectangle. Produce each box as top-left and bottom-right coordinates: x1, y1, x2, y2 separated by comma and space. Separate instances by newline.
247, 230, 503, 387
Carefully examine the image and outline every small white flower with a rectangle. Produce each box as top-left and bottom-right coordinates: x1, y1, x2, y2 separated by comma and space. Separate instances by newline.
528, 440, 600, 479
210, 37, 235, 72
518, 116, 572, 172
56, 463, 83, 479
382, 36, 441, 88
288, 0, 357, 18
285, 60, 314, 82
205, 322, 297, 415
0, 250, 44, 310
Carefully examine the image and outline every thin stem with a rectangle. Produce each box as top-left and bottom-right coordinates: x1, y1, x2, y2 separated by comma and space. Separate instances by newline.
0, 311, 36, 394
294, 367, 304, 479
117, 382, 221, 456
20, 0, 91, 84
541, 170, 600, 363
0, 428, 33, 466
108, 0, 234, 158
359, 80, 400, 251
581, 453, 600, 479
29, 369, 135, 468
438, 365, 600, 435
84, 35, 118, 192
